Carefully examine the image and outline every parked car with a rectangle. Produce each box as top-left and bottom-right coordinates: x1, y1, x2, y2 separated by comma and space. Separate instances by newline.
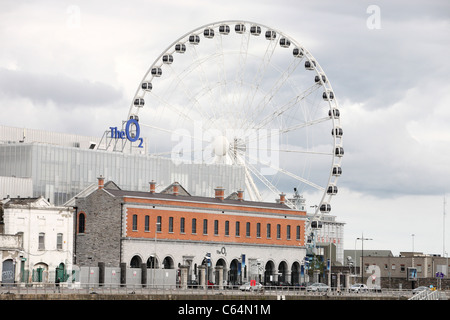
412, 286, 429, 295
350, 283, 368, 293
370, 285, 382, 292
239, 282, 264, 292
306, 283, 329, 292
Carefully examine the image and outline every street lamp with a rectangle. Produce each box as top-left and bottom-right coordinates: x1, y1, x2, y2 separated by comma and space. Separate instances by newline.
153, 220, 161, 287
356, 233, 373, 283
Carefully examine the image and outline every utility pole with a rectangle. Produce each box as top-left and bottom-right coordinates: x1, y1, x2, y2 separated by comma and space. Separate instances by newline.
444, 195, 446, 258
357, 233, 373, 283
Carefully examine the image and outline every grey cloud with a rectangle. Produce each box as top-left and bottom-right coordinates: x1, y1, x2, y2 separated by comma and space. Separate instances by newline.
0, 68, 124, 107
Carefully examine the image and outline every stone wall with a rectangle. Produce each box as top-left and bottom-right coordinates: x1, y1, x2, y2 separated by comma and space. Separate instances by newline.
75, 189, 123, 267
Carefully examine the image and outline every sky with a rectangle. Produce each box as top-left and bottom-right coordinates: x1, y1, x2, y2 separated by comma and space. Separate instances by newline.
0, 0, 449, 257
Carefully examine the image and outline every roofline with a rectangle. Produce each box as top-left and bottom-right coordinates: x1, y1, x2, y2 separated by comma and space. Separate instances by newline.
107, 189, 304, 214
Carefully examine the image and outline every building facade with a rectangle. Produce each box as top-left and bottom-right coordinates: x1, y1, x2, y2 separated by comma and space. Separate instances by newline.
74, 178, 307, 285
0, 197, 74, 284
0, 125, 245, 206
311, 214, 345, 265
341, 251, 450, 289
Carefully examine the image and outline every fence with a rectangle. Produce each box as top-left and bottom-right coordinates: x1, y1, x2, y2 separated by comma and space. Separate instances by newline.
1, 282, 436, 300
9, 265, 176, 289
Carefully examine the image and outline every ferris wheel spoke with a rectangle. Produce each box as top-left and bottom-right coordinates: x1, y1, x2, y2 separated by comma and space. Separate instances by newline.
242, 159, 263, 202
240, 36, 278, 129
145, 91, 196, 123
246, 152, 325, 192
164, 63, 212, 122
249, 83, 321, 131
140, 123, 210, 144
248, 56, 305, 127
187, 44, 222, 122
232, 32, 251, 120
244, 159, 296, 208
246, 115, 330, 144
247, 147, 333, 156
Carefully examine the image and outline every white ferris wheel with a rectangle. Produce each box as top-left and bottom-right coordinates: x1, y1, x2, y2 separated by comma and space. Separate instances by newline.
125, 20, 343, 226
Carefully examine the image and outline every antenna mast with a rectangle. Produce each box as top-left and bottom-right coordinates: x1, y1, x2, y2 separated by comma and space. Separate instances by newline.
444, 195, 446, 257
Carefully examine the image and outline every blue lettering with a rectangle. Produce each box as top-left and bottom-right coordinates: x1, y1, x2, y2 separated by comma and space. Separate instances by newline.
108, 120, 143, 147
109, 127, 118, 139
125, 119, 140, 142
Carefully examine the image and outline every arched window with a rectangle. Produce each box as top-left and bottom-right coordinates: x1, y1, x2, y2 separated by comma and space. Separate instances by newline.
130, 255, 142, 268
78, 213, 86, 234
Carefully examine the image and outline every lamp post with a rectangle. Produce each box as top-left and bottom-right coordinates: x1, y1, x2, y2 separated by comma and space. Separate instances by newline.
356, 234, 373, 283
153, 220, 161, 287
411, 234, 415, 267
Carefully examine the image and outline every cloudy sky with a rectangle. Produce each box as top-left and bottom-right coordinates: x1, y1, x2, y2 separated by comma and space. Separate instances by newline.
1, 0, 449, 256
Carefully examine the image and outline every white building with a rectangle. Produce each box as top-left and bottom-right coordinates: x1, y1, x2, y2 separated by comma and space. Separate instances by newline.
307, 214, 345, 266
1, 197, 74, 283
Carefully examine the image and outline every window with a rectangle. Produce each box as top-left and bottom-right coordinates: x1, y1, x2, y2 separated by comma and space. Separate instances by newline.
192, 218, 197, 234
180, 217, 185, 233
145, 215, 150, 232
225, 221, 229, 236
203, 219, 208, 235
296, 226, 300, 240
169, 217, 174, 233
400, 264, 405, 272
277, 224, 281, 239
235, 221, 240, 237
157, 216, 162, 232
287, 225, 291, 240
267, 224, 271, 238
246, 222, 251, 237
57, 233, 63, 250
256, 223, 261, 238
78, 213, 85, 233
214, 220, 219, 236
38, 233, 45, 250
132, 214, 138, 231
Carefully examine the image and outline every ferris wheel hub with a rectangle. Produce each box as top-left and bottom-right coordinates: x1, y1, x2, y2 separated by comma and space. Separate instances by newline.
213, 135, 229, 157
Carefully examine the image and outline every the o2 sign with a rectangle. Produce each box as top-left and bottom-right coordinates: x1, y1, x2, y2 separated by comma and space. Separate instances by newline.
109, 119, 144, 148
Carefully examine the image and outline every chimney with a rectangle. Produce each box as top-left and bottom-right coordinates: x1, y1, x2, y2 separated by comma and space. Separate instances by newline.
215, 187, 225, 201
237, 189, 244, 201
172, 182, 180, 196
279, 193, 286, 205
149, 180, 156, 194
97, 175, 105, 190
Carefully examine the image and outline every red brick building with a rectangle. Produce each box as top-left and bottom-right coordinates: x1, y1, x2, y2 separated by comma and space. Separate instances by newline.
74, 177, 307, 285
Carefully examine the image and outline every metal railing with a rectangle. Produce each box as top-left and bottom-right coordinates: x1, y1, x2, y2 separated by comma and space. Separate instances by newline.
2, 282, 441, 299
408, 289, 447, 300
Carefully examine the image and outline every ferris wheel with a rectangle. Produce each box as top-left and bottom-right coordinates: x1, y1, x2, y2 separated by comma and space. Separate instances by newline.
126, 20, 343, 226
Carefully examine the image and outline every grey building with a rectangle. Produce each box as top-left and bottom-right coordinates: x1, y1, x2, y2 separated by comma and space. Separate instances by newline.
0, 125, 244, 205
